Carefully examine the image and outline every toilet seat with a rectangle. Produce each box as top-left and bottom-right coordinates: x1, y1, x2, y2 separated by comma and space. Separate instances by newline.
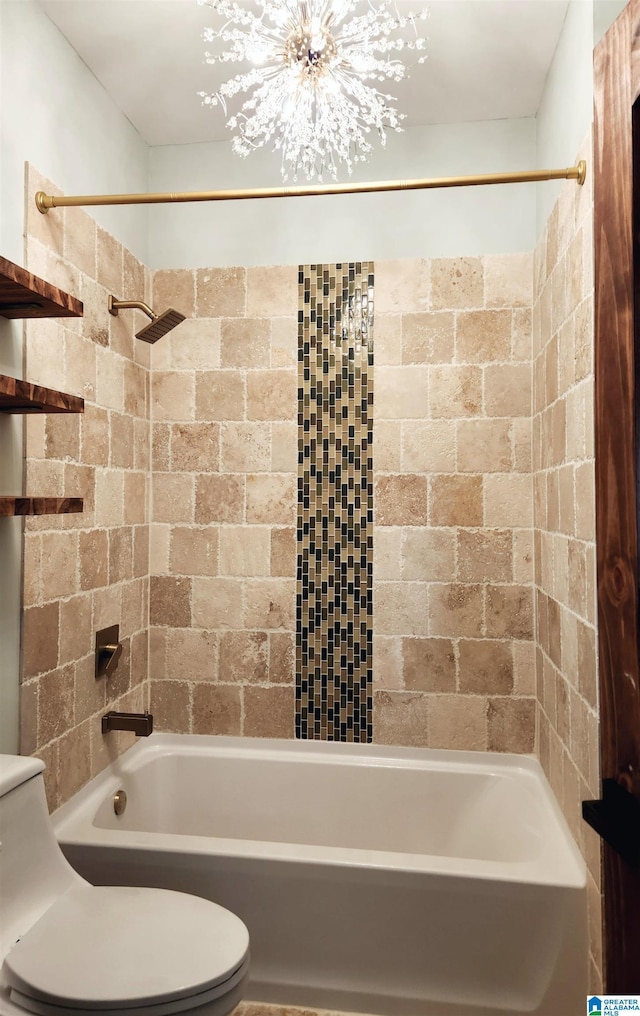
3, 885, 250, 1016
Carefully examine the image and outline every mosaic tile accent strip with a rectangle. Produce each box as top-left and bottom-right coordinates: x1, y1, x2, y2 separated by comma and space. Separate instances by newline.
296, 263, 374, 741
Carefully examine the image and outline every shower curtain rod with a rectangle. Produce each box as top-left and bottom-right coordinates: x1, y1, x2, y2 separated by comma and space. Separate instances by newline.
34, 161, 586, 213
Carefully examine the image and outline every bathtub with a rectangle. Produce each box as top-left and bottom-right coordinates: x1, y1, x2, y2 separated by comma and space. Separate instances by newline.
53, 734, 586, 1016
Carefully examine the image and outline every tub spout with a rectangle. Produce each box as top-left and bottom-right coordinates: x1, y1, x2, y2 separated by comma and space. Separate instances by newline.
102, 711, 154, 736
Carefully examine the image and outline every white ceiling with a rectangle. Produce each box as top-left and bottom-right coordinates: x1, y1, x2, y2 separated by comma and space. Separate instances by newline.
38, 0, 570, 147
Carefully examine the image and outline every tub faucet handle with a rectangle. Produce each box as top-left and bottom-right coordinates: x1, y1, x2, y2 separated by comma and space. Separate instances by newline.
96, 624, 123, 679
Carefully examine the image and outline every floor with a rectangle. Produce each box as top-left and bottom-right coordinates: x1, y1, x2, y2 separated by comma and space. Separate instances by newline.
234, 1004, 372, 1016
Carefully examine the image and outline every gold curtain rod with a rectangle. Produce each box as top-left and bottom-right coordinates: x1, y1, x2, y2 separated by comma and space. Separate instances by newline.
35, 161, 586, 213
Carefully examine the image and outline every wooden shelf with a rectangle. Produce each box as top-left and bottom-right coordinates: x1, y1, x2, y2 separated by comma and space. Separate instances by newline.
0, 497, 83, 517
0, 255, 83, 319
0, 374, 84, 414
0, 260, 84, 514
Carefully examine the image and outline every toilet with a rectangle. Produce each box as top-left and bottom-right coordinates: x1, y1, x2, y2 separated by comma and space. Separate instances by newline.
0, 755, 250, 1016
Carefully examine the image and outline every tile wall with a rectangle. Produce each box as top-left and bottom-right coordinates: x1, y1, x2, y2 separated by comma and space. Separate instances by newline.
20, 167, 151, 810
148, 264, 298, 736
148, 253, 537, 751
532, 139, 602, 990
371, 254, 536, 750
296, 263, 374, 742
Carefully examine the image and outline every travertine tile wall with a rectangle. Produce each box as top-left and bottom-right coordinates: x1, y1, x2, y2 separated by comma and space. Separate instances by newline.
371, 254, 536, 751
532, 139, 602, 990
20, 167, 151, 810
149, 254, 537, 752
148, 265, 298, 736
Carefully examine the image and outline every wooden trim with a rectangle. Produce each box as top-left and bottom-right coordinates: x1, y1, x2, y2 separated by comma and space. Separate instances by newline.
0, 497, 83, 517
0, 255, 83, 319
0, 374, 84, 414
594, 0, 640, 990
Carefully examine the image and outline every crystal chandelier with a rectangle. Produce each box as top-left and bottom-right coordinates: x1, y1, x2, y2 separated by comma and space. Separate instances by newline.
198, 0, 428, 181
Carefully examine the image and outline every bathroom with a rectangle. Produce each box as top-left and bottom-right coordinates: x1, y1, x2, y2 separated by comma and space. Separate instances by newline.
0, 0, 637, 1013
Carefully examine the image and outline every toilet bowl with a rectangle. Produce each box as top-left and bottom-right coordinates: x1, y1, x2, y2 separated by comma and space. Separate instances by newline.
0, 756, 249, 1016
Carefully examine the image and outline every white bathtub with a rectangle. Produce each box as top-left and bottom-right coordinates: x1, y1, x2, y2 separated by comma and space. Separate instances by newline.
53, 734, 586, 1016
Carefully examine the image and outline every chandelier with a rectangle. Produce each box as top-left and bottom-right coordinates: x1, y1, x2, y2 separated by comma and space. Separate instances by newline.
198, 0, 428, 181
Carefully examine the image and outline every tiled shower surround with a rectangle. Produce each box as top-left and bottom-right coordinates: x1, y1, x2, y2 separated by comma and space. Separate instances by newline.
532, 138, 602, 989
21, 167, 151, 809
148, 253, 536, 749
148, 262, 298, 736
20, 193, 540, 768
296, 263, 374, 741
371, 254, 535, 749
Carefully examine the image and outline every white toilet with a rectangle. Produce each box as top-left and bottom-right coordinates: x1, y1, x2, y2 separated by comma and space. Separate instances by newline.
0, 755, 250, 1016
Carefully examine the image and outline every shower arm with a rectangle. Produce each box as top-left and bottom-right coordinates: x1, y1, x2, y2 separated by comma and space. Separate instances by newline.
108, 296, 156, 321
34, 161, 587, 213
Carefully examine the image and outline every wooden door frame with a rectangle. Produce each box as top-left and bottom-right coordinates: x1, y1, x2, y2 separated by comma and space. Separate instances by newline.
594, 0, 640, 990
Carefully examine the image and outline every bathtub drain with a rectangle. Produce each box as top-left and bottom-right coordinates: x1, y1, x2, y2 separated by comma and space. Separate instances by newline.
113, 790, 127, 816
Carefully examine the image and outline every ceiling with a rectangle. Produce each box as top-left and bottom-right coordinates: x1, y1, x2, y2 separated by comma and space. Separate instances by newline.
38, 0, 570, 148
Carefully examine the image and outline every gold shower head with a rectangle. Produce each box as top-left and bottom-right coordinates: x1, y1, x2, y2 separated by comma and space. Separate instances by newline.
108, 295, 186, 343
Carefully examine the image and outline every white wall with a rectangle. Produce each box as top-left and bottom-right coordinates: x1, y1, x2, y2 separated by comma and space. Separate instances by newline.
536, 0, 595, 233
594, 0, 629, 45
0, 0, 149, 263
535, 0, 629, 232
148, 118, 537, 268
0, 0, 150, 754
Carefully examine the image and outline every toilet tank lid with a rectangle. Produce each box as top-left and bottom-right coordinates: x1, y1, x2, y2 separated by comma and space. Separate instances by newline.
0, 756, 45, 798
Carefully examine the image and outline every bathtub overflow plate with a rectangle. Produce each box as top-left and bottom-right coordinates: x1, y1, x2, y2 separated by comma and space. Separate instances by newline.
113, 789, 127, 817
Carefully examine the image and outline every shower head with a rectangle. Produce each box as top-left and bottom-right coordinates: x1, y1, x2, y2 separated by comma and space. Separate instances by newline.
108, 295, 186, 344
135, 308, 186, 343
